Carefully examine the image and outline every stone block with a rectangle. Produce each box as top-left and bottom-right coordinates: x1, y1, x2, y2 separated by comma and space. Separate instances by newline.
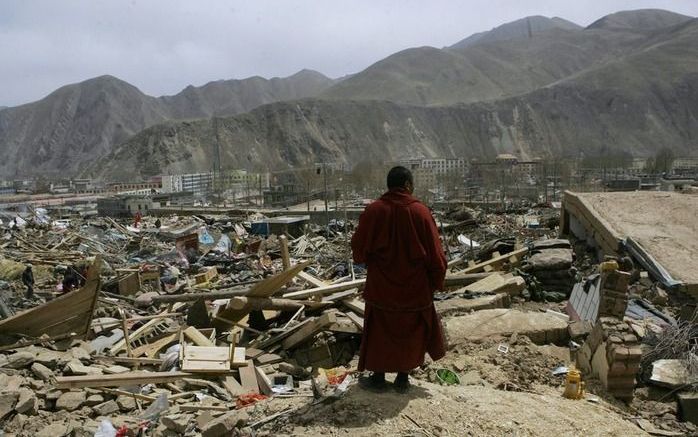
445, 309, 569, 346
627, 346, 643, 361
93, 400, 119, 416
201, 410, 249, 437
568, 320, 592, 340
116, 395, 137, 412
55, 391, 86, 411
15, 388, 37, 415
31, 362, 55, 381
5, 351, 34, 369
0, 391, 19, 420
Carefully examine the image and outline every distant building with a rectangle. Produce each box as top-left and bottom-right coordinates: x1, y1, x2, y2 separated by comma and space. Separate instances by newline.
397, 157, 465, 192
107, 180, 161, 195
161, 172, 214, 197
604, 179, 641, 191
263, 183, 300, 206
97, 195, 152, 217
151, 191, 195, 207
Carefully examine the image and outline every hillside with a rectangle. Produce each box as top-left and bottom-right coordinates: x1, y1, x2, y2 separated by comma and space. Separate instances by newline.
450, 15, 582, 49
0, 70, 334, 179
321, 10, 695, 107
93, 14, 698, 180
587, 8, 692, 31
2, 9, 698, 180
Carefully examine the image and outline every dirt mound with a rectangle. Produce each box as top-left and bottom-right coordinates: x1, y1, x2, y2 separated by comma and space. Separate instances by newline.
259, 379, 647, 436
418, 337, 568, 391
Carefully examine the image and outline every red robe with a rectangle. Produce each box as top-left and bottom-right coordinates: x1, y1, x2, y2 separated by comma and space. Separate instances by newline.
352, 188, 447, 372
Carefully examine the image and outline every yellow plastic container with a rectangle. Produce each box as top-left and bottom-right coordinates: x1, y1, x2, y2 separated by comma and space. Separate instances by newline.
599, 260, 619, 273
563, 368, 585, 400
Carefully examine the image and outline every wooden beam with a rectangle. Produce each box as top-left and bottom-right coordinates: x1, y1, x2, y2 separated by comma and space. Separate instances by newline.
457, 247, 528, 275
246, 260, 311, 298
55, 371, 195, 389
183, 326, 215, 347
238, 360, 259, 394
282, 312, 337, 350
345, 312, 364, 330
282, 279, 365, 300
297, 271, 327, 288
226, 296, 306, 311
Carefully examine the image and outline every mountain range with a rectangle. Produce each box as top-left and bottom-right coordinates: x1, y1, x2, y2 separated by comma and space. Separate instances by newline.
1, 8, 697, 180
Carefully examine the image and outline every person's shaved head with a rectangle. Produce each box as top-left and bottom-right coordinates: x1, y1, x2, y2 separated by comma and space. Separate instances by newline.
387, 166, 413, 189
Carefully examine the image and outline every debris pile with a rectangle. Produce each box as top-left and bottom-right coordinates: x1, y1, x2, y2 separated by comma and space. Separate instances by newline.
0, 191, 696, 435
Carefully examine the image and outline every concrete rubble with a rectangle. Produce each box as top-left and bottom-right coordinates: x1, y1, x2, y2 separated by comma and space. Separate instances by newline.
0, 193, 695, 435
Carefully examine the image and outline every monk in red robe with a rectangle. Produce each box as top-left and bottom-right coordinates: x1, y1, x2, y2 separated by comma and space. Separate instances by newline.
351, 166, 447, 392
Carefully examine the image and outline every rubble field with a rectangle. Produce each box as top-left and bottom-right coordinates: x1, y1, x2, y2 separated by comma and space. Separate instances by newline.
0, 201, 696, 436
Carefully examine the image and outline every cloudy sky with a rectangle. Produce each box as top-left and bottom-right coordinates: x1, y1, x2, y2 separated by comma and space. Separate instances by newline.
1, 0, 697, 106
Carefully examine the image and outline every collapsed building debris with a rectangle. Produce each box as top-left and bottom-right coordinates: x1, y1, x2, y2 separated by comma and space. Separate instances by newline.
0, 190, 695, 435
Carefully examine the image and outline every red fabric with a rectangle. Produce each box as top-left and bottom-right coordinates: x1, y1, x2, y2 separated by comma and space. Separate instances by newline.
352, 188, 447, 372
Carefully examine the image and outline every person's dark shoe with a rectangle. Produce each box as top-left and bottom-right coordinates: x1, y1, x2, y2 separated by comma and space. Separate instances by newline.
358, 372, 387, 392
394, 373, 411, 393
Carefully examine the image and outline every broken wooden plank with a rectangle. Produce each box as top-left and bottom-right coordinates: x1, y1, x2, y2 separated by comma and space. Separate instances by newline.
239, 360, 259, 394
220, 375, 245, 397
246, 260, 312, 298
55, 371, 194, 389
345, 312, 364, 330
131, 333, 177, 359
226, 296, 306, 311
0, 256, 102, 342
232, 347, 246, 367
458, 247, 528, 274
282, 312, 337, 350
341, 297, 365, 316
255, 365, 273, 395
322, 289, 358, 302
283, 279, 365, 300
180, 404, 230, 412
297, 271, 328, 288
110, 304, 184, 354
183, 326, 215, 347
94, 356, 163, 366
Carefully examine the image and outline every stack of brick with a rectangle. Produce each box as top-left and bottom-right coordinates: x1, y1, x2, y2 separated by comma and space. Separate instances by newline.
575, 267, 641, 401
577, 317, 643, 401
598, 268, 630, 318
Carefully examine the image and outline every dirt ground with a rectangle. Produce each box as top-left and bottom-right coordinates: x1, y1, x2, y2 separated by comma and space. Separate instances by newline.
252, 378, 647, 436
242, 328, 651, 437
576, 191, 698, 285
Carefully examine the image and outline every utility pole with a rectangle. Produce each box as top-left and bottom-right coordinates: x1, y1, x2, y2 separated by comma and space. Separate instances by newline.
543, 161, 548, 204
258, 174, 262, 207
323, 163, 330, 232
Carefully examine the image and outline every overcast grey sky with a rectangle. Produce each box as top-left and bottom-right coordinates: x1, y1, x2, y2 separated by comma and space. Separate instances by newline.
1, 0, 697, 107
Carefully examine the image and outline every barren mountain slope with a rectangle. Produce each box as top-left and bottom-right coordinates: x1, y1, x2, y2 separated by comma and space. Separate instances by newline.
92, 14, 698, 180
0, 71, 334, 178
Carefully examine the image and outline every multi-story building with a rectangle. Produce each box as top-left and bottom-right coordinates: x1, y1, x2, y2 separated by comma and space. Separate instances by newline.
419, 158, 466, 175
161, 172, 213, 197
